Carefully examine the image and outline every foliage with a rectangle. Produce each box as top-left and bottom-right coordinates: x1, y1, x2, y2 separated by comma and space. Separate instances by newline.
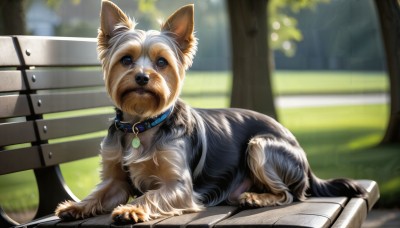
269, 0, 329, 56
138, 0, 158, 13
133, 0, 161, 29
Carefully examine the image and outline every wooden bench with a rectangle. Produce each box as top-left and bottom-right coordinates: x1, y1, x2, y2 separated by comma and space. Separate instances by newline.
0, 36, 380, 228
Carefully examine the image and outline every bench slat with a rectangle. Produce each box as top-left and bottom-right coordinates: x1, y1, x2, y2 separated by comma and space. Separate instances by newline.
0, 71, 26, 92
276, 214, 331, 227
215, 202, 342, 227
80, 215, 113, 227
357, 180, 380, 211
36, 114, 112, 140
40, 137, 103, 166
35, 217, 85, 227
25, 69, 104, 90
0, 121, 36, 147
331, 198, 368, 228
0, 95, 31, 118
0, 146, 42, 175
16, 36, 99, 66
30, 91, 111, 114
0, 37, 20, 66
304, 196, 348, 207
35, 215, 173, 227
21, 215, 60, 228
156, 206, 238, 228
127, 217, 176, 228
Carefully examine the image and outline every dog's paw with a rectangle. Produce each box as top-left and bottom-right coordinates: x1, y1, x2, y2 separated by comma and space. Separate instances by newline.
112, 204, 150, 224
239, 192, 287, 208
239, 192, 264, 208
55, 200, 89, 220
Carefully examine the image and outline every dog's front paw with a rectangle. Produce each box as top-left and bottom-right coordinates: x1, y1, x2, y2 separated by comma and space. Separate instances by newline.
55, 200, 88, 220
112, 204, 150, 224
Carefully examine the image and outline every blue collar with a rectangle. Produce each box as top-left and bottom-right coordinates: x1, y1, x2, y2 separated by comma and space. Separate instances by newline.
114, 106, 174, 134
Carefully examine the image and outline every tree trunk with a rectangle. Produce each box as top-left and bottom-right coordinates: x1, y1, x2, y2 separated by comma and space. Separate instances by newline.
375, 0, 400, 143
227, 0, 277, 119
0, 0, 26, 35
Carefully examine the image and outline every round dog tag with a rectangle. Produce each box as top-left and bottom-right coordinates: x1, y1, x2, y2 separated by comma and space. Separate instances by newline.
132, 136, 141, 149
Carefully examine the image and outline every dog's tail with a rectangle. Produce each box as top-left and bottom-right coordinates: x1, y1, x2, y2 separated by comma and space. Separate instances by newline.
307, 169, 367, 198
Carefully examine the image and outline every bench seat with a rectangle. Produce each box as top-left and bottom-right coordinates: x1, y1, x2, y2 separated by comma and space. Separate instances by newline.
24, 180, 378, 228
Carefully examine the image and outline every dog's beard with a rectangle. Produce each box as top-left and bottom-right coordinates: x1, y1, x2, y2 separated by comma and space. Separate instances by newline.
120, 89, 160, 116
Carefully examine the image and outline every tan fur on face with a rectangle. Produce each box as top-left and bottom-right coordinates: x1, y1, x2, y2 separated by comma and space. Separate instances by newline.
105, 38, 182, 118
97, 1, 196, 119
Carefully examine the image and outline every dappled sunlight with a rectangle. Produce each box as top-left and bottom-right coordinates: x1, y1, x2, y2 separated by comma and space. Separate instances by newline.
272, 71, 388, 95
381, 176, 400, 204
345, 133, 383, 151
278, 104, 388, 132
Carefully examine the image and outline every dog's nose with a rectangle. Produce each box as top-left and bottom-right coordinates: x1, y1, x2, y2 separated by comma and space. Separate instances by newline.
135, 73, 149, 86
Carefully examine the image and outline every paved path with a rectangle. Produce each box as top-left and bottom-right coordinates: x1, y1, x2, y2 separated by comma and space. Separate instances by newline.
276, 93, 389, 108
363, 209, 400, 228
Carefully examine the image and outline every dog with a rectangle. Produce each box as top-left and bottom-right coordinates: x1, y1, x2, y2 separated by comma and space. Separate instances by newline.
55, 0, 366, 223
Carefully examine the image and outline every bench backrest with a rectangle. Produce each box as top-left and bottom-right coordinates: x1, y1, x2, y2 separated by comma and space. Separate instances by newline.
0, 36, 113, 226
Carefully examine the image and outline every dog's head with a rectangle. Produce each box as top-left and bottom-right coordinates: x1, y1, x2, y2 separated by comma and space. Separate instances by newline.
97, 0, 197, 118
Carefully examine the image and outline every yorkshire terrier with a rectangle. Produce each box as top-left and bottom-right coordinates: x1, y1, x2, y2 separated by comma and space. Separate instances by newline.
55, 0, 366, 224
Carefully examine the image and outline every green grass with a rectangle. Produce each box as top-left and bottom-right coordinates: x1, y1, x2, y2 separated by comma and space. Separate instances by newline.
273, 71, 388, 95
0, 70, 397, 219
183, 70, 388, 98
278, 104, 400, 207
61, 157, 102, 199
180, 70, 388, 108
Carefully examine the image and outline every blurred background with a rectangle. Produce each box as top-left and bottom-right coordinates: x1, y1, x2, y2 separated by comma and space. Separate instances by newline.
0, 0, 398, 224
0, 0, 385, 71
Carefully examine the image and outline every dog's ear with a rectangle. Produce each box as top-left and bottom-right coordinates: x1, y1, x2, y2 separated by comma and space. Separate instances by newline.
98, 0, 135, 64
161, 4, 197, 62
99, 0, 134, 37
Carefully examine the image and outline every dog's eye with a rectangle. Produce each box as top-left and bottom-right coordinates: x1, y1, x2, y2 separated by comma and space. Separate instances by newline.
120, 56, 134, 66
155, 57, 168, 69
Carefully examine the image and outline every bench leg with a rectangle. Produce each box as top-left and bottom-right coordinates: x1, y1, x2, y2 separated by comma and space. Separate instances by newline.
34, 165, 79, 219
